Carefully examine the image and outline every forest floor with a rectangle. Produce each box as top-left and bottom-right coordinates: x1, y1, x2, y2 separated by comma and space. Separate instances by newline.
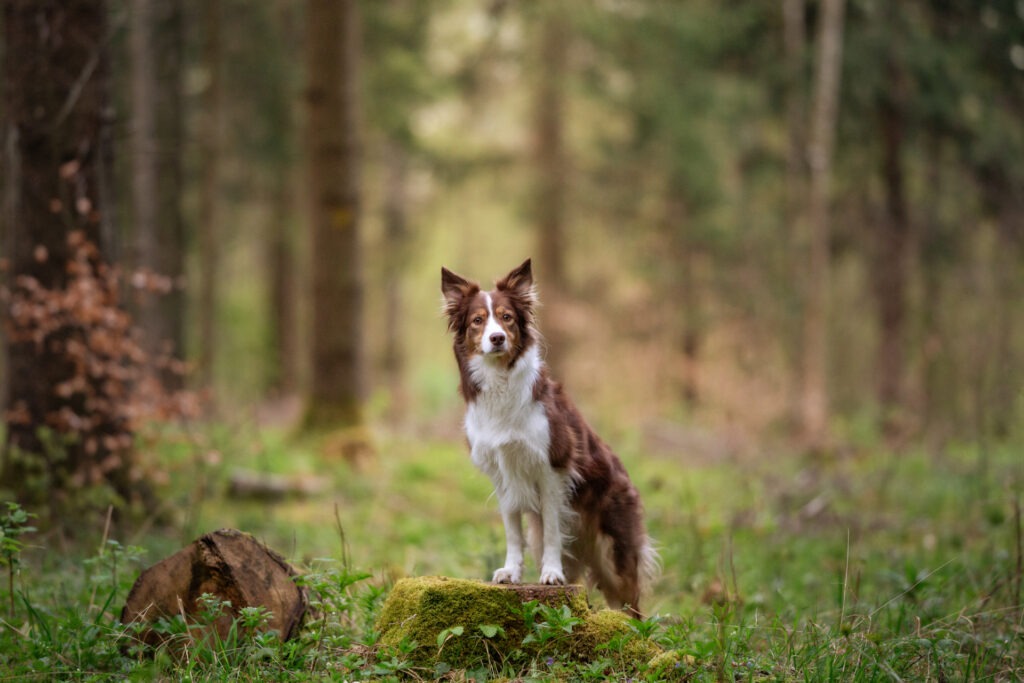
1, 416, 1022, 681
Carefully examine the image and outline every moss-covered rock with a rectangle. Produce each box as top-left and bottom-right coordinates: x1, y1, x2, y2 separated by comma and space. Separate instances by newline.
374, 576, 661, 672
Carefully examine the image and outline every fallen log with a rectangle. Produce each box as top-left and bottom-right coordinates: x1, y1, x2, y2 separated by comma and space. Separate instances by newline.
226, 469, 329, 501
121, 528, 308, 649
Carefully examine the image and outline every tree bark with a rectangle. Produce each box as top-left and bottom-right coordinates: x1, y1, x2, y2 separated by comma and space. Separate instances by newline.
304, 0, 366, 429
798, 0, 846, 451
1, 0, 144, 515
130, 0, 186, 391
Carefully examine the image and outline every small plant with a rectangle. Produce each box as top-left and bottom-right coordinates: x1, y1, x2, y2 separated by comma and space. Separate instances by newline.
433, 622, 509, 673
520, 601, 583, 650
479, 623, 505, 639
143, 593, 287, 675
629, 613, 663, 640
436, 623, 464, 653
578, 655, 616, 680
84, 537, 145, 615
372, 636, 419, 678
293, 558, 374, 672
196, 591, 233, 626
0, 502, 36, 617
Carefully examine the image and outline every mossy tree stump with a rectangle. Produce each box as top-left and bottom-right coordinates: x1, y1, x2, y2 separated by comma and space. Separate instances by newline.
374, 576, 661, 671
121, 528, 308, 648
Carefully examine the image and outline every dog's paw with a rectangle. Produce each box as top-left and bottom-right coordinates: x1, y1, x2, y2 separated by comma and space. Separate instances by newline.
539, 566, 566, 586
493, 567, 522, 584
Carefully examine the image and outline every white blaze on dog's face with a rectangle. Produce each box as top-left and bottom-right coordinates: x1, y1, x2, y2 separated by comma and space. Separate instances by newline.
469, 291, 521, 360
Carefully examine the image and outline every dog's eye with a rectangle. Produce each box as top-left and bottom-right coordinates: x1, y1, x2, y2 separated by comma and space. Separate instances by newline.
472, 316, 484, 325
502, 314, 513, 323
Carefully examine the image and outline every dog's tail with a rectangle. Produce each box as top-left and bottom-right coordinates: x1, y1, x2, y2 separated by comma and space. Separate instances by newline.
639, 536, 662, 595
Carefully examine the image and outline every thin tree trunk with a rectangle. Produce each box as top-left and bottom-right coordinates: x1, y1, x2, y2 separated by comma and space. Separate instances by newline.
266, 0, 300, 398
267, 179, 298, 396
130, 0, 157, 275
665, 182, 700, 408
990, 203, 1023, 441
919, 134, 946, 439
799, 0, 846, 451
304, 0, 366, 429
130, 0, 185, 391
875, 46, 910, 436
783, 0, 807, 427
533, 5, 570, 376
783, 0, 807, 210
381, 139, 411, 424
197, 0, 222, 393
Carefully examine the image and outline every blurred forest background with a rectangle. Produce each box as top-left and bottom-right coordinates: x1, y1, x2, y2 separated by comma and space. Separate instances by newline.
1, 0, 1023, 523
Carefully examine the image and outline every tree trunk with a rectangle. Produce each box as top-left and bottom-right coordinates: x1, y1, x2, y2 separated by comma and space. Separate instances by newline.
798, 0, 846, 451
197, 0, 222, 394
304, 0, 366, 429
1, 0, 145, 517
130, 0, 186, 391
874, 46, 910, 437
533, 5, 570, 376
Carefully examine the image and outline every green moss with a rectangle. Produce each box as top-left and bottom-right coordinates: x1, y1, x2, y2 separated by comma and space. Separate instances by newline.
570, 609, 662, 668
647, 649, 696, 680
374, 576, 661, 672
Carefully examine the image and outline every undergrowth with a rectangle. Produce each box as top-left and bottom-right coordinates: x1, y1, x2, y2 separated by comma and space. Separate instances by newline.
0, 428, 1021, 681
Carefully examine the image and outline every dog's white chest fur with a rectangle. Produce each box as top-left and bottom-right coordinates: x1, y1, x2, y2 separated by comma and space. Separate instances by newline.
463, 346, 559, 512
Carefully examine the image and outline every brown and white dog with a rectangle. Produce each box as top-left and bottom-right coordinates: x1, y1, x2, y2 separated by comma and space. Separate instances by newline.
441, 258, 657, 617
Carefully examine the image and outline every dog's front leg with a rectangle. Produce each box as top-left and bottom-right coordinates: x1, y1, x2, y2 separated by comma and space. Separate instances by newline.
493, 508, 524, 584
538, 477, 567, 585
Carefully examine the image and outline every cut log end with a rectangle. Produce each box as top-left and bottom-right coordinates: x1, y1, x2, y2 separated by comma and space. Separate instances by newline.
492, 582, 585, 604
121, 528, 308, 649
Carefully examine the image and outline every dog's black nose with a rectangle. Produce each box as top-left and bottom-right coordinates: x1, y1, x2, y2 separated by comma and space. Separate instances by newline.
490, 333, 506, 346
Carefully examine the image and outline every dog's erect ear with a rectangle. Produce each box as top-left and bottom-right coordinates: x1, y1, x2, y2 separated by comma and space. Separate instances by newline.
441, 266, 471, 298
496, 258, 535, 302
441, 267, 478, 326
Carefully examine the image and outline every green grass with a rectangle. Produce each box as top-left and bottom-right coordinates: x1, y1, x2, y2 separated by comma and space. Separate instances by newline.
1, 421, 1021, 681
